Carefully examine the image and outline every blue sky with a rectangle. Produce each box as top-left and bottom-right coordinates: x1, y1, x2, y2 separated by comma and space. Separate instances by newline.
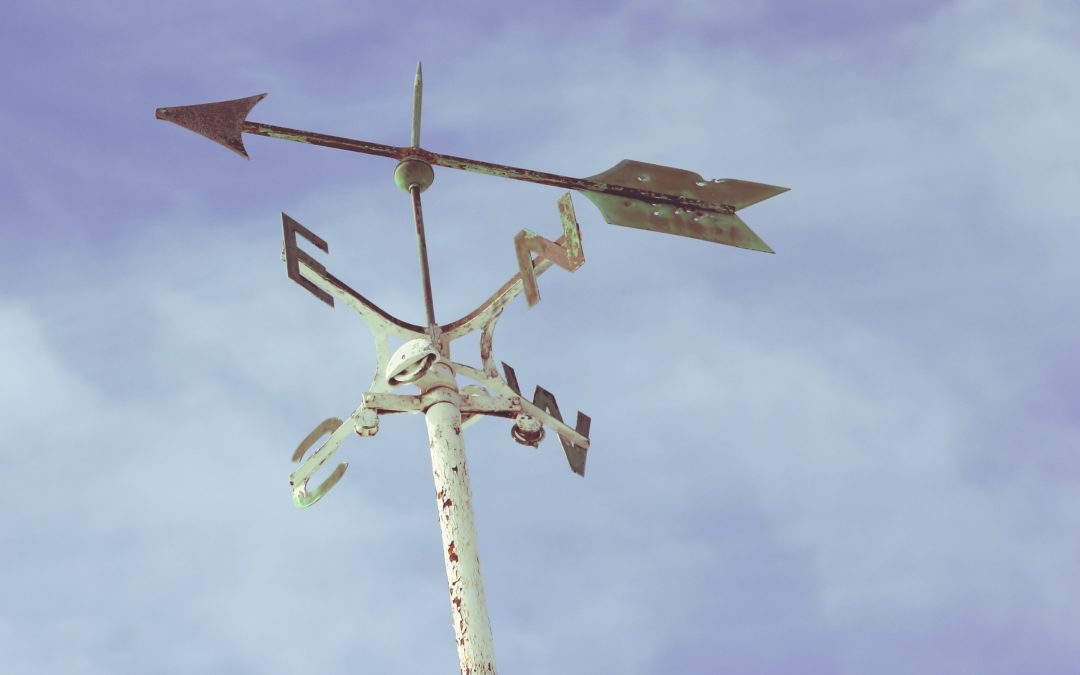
3, 1, 1079, 673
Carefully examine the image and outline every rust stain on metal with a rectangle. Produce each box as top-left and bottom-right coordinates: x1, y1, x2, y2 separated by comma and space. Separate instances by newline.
244, 120, 403, 160
156, 93, 784, 254
448, 541, 459, 562
157, 91, 785, 260
254, 127, 307, 143
282, 213, 334, 306
581, 190, 773, 252
155, 93, 266, 158
514, 193, 585, 307
443, 498, 453, 508
434, 150, 785, 225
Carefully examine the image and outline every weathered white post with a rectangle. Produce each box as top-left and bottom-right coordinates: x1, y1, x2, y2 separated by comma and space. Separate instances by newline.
422, 361, 496, 672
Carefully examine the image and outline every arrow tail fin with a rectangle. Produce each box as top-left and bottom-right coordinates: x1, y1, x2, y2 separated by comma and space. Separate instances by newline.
581, 191, 774, 253
707, 178, 789, 210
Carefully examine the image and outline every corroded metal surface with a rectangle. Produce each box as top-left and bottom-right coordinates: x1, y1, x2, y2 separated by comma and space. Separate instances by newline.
362, 392, 423, 414
155, 94, 266, 158
283, 198, 591, 469
281, 194, 591, 485
156, 92, 785, 252
246, 120, 402, 159
282, 212, 333, 306
582, 160, 785, 252
428, 150, 780, 222
278, 178, 588, 674
582, 191, 771, 252
588, 159, 786, 211
411, 185, 438, 332
514, 193, 584, 307
420, 363, 497, 674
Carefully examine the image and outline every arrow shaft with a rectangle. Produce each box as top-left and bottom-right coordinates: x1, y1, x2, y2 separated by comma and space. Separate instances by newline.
428, 153, 737, 215
242, 121, 734, 214
411, 186, 438, 331
243, 121, 403, 160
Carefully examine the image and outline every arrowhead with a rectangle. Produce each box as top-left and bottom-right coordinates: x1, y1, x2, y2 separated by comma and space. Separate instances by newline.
155, 93, 266, 159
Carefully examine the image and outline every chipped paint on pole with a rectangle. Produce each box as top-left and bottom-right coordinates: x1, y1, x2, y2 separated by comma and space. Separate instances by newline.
421, 361, 497, 674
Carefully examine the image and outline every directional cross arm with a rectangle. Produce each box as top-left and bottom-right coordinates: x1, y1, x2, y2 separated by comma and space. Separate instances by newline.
452, 362, 591, 453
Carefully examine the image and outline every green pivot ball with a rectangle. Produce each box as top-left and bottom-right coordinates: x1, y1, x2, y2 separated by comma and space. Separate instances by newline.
394, 157, 434, 193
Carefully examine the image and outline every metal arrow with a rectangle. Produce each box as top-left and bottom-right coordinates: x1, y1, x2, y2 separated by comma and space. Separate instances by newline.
156, 91, 787, 253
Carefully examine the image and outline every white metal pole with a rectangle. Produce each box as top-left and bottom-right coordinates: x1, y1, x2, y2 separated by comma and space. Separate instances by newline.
421, 361, 497, 674
407, 62, 495, 673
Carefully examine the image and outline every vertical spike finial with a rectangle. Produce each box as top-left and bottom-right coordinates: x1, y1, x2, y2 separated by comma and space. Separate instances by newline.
411, 61, 423, 148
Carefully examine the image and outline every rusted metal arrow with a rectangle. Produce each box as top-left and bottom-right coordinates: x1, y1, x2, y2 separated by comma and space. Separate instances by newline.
156, 93, 786, 252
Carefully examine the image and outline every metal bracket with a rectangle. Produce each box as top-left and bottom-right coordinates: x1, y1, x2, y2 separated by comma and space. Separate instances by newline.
283, 194, 592, 499
289, 402, 378, 508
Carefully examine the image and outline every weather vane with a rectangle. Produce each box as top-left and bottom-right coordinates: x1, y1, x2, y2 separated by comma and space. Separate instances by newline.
156, 63, 786, 675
